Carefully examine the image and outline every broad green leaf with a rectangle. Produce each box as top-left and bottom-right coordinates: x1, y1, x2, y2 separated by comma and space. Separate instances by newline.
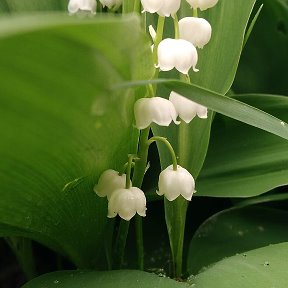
197, 94, 288, 197
0, 14, 153, 268
180, 0, 256, 93
234, 0, 288, 95
151, 0, 256, 277
0, 0, 67, 13
22, 270, 189, 288
187, 206, 288, 275
189, 242, 288, 287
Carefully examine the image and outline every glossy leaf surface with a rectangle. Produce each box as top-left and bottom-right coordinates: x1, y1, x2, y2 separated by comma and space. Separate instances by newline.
0, 13, 153, 268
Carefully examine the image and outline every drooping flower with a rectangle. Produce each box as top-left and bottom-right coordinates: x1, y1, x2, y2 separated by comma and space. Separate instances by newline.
157, 38, 198, 74
169, 91, 208, 123
99, 0, 122, 9
157, 165, 195, 201
141, 0, 181, 17
186, 0, 218, 11
108, 187, 147, 221
94, 169, 131, 200
134, 97, 180, 129
68, 0, 96, 14
179, 17, 212, 48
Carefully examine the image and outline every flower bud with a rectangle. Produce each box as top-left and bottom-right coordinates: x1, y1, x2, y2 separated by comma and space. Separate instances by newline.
68, 0, 96, 14
108, 187, 147, 221
157, 165, 195, 201
94, 169, 131, 200
179, 17, 212, 48
169, 91, 207, 123
99, 0, 122, 9
186, 0, 218, 11
157, 38, 198, 74
141, 0, 181, 17
134, 97, 180, 129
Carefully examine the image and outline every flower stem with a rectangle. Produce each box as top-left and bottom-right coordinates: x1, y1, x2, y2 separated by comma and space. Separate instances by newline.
148, 136, 178, 171
153, 16, 165, 65
193, 8, 198, 17
125, 154, 135, 189
113, 219, 130, 269
133, 0, 141, 13
173, 14, 180, 39
132, 127, 150, 270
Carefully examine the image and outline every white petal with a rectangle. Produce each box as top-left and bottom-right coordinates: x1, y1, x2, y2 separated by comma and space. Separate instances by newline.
130, 187, 147, 217
157, 38, 177, 72
158, 0, 181, 17
158, 165, 195, 201
169, 91, 207, 123
196, 105, 208, 118
149, 97, 180, 126
174, 39, 198, 74
94, 169, 130, 199
68, 0, 96, 13
186, 0, 218, 10
198, 0, 218, 10
68, 0, 80, 13
107, 188, 146, 220
141, 0, 163, 13
179, 17, 212, 48
134, 97, 180, 129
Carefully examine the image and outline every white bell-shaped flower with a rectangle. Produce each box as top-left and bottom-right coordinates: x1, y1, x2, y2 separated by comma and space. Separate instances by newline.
94, 169, 131, 200
186, 0, 218, 11
157, 165, 195, 201
68, 0, 96, 14
179, 17, 212, 48
157, 38, 198, 74
134, 97, 180, 129
99, 0, 122, 9
108, 187, 147, 221
141, 0, 181, 17
169, 91, 208, 123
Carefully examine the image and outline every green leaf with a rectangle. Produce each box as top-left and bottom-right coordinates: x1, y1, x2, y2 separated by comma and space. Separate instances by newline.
157, 81, 288, 141
189, 242, 288, 287
180, 0, 256, 94
234, 0, 288, 95
187, 206, 288, 275
197, 94, 288, 197
0, 13, 153, 268
0, 0, 67, 13
22, 270, 189, 288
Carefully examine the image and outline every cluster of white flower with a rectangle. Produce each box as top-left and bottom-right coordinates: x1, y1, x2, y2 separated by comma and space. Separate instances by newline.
146, 0, 218, 75
68, 0, 122, 14
94, 169, 146, 221
94, 164, 195, 220
134, 91, 207, 129
69, 0, 219, 221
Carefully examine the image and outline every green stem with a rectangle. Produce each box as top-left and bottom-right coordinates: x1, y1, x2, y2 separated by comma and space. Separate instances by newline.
132, 127, 150, 270
148, 136, 178, 171
193, 8, 198, 17
133, 128, 150, 187
6, 237, 37, 280
133, 0, 141, 13
125, 154, 134, 189
153, 16, 165, 65
113, 220, 130, 269
173, 14, 179, 39
135, 215, 144, 269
